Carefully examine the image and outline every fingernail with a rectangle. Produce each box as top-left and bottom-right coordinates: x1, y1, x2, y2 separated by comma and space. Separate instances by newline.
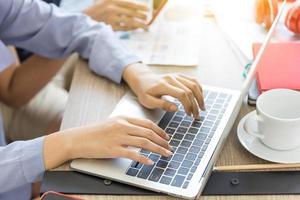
146, 159, 154, 165
165, 134, 170, 140
165, 149, 173, 156
168, 144, 172, 150
170, 104, 178, 112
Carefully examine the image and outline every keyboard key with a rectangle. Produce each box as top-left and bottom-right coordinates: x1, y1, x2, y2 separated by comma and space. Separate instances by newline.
176, 111, 185, 116
166, 128, 176, 135
156, 160, 168, 168
170, 140, 180, 147
158, 112, 175, 130
203, 121, 214, 127
207, 115, 217, 121
183, 181, 190, 189
149, 154, 160, 162
177, 127, 188, 134
176, 147, 188, 154
199, 127, 210, 133
149, 168, 164, 182
198, 152, 204, 158
187, 173, 193, 180
207, 92, 218, 99
197, 133, 207, 140
140, 149, 150, 155
169, 122, 180, 129
181, 160, 193, 168
181, 121, 191, 127
190, 166, 197, 173
188, 127, 198, 134
190, 146, 201, 154
184, 134, 195, 141
219, 93, 228, 98
137, 165, 154, 179
169, 161, 180, 169
173, 116, 183, 122
185, 153, 197, 161
160, 176, 172, 185
180, 140, 192, 148
205, 138, 211, 144
191, 121, 201, 128
210, 109, 219, 115
171, 175, 185, 187
195, 158, 201, 165
164, 168, 176, 177
206, 99, 214, 105
178, 167, 189, 175
193, 139, 204, 147
161, 155, 172, 161
202, 144, 208, 151
173, 133, 184, 140
213, 104, 222, 109
216, 99, 225, 104
172, 154, 184, 162
184, 115, 194, 121
131, 161, 143, 169
126, 168, 139, 177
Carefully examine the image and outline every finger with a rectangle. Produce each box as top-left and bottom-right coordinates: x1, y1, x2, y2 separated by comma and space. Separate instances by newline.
177, 75, 206, 111
119, 15, 148, 30
167, 77, 199, 118
114, 0, 149, 12
114, 7, 148, 20
126, 124, 171, 150
157, 82, 193, 116
126, 117, 170, 140
140, 95, 178, 112
125, 136, 173, 157
120, 148, 154, 165
178, 74, 204, 94
113, 16, 148, 30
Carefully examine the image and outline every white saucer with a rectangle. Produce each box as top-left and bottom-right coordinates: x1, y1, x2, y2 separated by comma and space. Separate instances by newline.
237, 111, 300, 164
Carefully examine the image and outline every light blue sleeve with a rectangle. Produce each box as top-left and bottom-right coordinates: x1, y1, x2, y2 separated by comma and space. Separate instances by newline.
0, 0, 140, 83
0, 137, 45, 193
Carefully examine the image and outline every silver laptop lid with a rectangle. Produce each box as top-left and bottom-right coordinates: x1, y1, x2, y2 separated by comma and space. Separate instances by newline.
240, 0, 287, 98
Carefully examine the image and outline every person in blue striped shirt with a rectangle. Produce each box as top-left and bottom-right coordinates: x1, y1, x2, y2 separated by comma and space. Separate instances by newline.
0, 0, 204, 199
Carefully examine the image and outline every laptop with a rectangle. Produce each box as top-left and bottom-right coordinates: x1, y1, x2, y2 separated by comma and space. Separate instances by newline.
71, 2, 286, 199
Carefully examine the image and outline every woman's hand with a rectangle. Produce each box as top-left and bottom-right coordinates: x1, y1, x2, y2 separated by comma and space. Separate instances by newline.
83, 0, 149, 31
44, 116, 172, 170
123, 63, 205, 119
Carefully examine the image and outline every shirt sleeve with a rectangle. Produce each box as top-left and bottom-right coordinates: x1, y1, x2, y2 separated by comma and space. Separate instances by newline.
0, 137, 45, 193
0, 0, 140, 83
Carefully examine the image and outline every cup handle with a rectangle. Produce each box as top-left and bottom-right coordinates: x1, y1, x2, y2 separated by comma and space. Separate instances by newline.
243, 112, 264, 139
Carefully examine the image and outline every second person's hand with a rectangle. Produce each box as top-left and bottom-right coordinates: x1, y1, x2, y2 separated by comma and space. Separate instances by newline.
84, 0, 149, 31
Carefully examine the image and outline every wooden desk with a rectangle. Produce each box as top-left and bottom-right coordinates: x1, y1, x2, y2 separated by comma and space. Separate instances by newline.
58, 18, 299, 200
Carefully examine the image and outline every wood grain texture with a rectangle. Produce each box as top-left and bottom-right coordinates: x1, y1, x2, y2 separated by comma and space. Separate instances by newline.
56, 17, 300, 200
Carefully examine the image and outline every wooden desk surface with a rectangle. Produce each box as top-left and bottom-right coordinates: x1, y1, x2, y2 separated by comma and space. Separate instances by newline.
59, 18, 300, 200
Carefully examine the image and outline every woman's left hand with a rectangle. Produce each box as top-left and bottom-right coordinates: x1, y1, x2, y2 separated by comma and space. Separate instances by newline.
123, 63, 205, 119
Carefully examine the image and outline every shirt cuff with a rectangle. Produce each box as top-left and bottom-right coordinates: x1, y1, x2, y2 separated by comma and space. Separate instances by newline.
89, 26, 141, 83
20, 137, 45, 183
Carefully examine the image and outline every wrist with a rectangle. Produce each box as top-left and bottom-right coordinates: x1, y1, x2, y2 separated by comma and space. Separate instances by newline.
43, 132, 74, 170
123, 63, 149, 87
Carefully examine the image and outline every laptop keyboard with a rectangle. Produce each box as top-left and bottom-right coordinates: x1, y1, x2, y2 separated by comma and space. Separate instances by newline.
126, 90, 232, 188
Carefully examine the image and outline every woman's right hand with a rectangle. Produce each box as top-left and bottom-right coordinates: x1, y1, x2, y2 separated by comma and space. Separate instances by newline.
44, 116, 172, 170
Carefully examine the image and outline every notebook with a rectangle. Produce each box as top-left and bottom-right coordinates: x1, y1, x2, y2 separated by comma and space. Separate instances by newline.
253, 42, 300, 93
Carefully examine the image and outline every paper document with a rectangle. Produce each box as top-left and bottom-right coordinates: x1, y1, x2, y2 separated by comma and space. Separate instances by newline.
121, 0, 204, 66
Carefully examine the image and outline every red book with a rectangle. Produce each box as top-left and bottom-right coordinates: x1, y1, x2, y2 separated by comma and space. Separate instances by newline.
253, 42, 300, 93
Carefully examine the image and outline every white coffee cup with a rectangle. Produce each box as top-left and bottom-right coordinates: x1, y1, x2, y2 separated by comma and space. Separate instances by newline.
243, 89, 300, 151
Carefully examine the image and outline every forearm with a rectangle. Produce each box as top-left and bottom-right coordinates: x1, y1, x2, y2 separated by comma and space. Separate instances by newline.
0, 55, 66, 107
